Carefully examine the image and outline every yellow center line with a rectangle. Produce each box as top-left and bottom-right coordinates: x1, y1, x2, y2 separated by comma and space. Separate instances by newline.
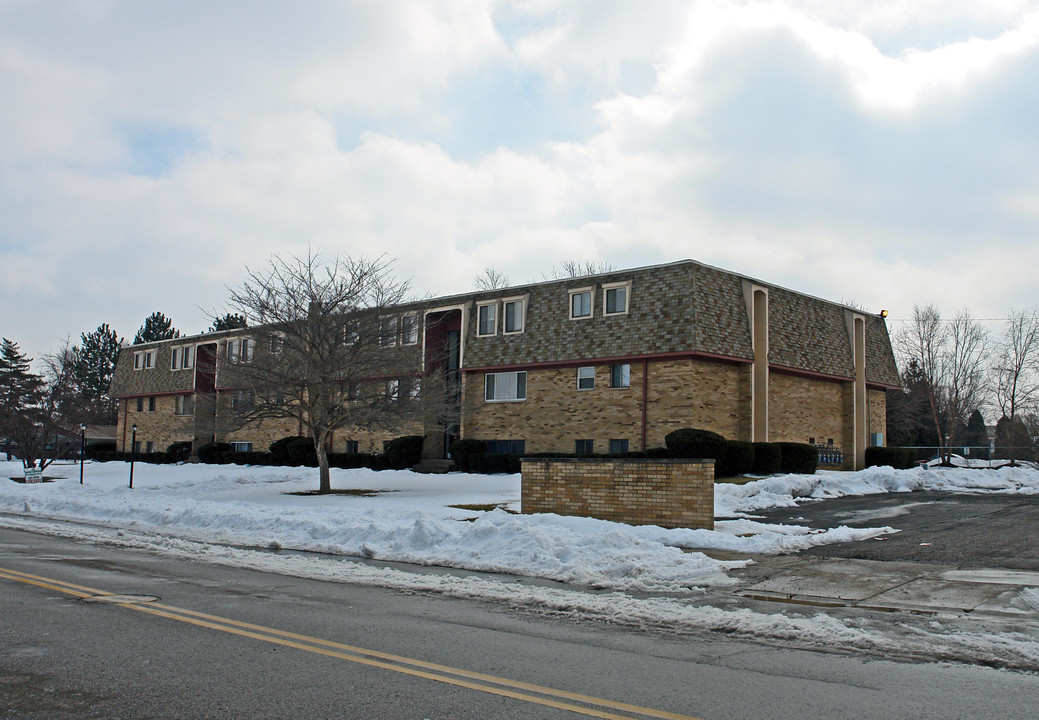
0, 565, 705, 720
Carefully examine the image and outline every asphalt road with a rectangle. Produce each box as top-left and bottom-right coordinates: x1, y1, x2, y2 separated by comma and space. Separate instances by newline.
754, 491, 1039, 569
4, 525, 1039, 719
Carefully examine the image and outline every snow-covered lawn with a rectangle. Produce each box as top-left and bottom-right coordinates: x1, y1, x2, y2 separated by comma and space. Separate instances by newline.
2, 460, 1038, 593
4, 459, 1039, 669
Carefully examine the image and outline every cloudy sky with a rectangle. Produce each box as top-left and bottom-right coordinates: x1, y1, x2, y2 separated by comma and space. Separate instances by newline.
3, 0, 1039, 362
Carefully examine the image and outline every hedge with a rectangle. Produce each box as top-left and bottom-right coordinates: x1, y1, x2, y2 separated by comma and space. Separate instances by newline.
664, 429, 727, 460
196, 442, 232, 464
777, 442, 818, 474
448, 438, 486, 472
865, 446, 916, 470
383, 435, 424, 470
717, 440, 755, 477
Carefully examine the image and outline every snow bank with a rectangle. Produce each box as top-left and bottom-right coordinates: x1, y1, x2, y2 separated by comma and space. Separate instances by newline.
3, 460, 1038, 593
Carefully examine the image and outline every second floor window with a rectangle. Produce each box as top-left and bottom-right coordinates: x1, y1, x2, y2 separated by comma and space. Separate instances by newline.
610, 364, 630, 388
175, 395, 194, 416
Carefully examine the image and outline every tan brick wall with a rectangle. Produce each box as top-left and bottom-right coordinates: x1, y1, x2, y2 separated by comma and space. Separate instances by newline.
462, 359, 749, 453
768, 372, 845, 445
521, 458, 714, 530
868, 388, 887, 443
644, 359, 747, 446
116, 396, 194, 452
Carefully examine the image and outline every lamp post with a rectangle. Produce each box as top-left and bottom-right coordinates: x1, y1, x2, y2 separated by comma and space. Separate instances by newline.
129, 424, 137, 489
79, 423, 86, 484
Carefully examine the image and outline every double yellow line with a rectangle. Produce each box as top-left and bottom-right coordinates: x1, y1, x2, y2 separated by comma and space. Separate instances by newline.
0, 566, 704, 720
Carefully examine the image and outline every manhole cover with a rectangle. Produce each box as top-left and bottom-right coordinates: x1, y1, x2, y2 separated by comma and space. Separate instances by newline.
81, 594, 159, 604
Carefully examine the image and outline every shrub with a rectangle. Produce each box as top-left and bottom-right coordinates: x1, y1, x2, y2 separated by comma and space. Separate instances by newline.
196, 442, 232, 464
664, 428, 727, 460
752, 443, 782, 474
865, 446, 916, 470
167, 441, 192, 462
471, 453, 521, 474
449, 438, 487, 472
778, 442, 818, 474
269, 436, 316, 466
86, 441, 116, 461
384, 435, 425, 470
220, 451, 271, 466
328, 452, 377, 469
641, 447, 670, 459
717, 441, 755, 478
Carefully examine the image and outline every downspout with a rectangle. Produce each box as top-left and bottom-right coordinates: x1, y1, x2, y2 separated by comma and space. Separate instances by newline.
641, 359, 649, 451
121, 400, 128, 452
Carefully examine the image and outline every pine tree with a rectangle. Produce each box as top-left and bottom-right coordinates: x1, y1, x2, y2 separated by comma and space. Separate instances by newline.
134, 312, 180, 344
0, 338, 46, 469
210, 313, 248, 332
72, 323, 122, 423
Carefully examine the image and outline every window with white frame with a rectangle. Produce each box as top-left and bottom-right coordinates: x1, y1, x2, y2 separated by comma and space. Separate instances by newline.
569, 288, 593, 319
387, 379, 400, 401
484, 371, 527, 401
603, 281, 630, 316
269, 333, 284, 354
380, 317, 398, 346
610, 363, 630, 388
226, 339, 240, 363
401, 314, 418, 345
134, 349, 156, 370
477, 302, 497, 336
241, 338, 254, 363
577, 366, 595, 390
343, 322, 358, 345
229, 441, 253, 452
175, 395, 194, 416
503, 297, 525, 334
171, 345, 194, 370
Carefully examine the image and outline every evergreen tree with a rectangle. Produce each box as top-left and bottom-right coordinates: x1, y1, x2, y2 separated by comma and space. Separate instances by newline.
134, 312, 180, 344
994, 415, 1034, 463
0, 339, 46, 469
961, 409, 989, 458
72, 323, 122, 423
210, 313, 248, 332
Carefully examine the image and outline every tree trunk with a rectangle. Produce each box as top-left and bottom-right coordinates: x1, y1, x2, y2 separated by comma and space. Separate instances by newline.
314, 432, 331, 494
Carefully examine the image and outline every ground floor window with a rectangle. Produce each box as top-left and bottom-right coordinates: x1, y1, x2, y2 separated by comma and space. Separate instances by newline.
610, 364, 630, 388
175, 395, 194, 416
575, 439, 594, 454
345, 440, 359, 454
486, 439, 525, 455
609, 439, 629, 454
485, 371, 527, 401
229, 442, 253, 452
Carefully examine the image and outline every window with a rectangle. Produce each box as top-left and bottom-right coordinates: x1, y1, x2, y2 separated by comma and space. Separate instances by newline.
603, 282, 630, 316
171, 345, 194, 370
241, 338, 254, 363
569, 288, 592, 319
577, 366, 595, 390
230, 390, 254, 412
175, 395, 194, 416
401, 315, 418, 345
269, 334, 284, 354
503, 297, 525, 334
345, 440, 359, 454
609, 439, 629, 454
343, 323, 358, 345
229, 442, 253, 452
226, 339, 240, 363
132, 441, 141, 454
134, 349, 156, 370
486, 439, 525, 455
145, 441, 155, 453
610, 364, 630, 388
387, 379, 400, 401
477, 303, 497, 336
148, 396, 156, 412
136, 398, 143, 412
575, 439, 594, 454
485, 371, 527, 401
380, 317, 398, 346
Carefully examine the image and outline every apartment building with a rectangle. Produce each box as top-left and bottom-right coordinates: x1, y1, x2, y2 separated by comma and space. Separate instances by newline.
109, 260, 900, 470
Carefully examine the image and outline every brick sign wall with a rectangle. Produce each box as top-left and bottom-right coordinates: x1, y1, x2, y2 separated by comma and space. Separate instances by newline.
520, 458, 714, 530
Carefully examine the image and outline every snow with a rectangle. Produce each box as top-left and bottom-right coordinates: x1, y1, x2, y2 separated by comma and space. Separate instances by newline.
4, 460, 1039, 668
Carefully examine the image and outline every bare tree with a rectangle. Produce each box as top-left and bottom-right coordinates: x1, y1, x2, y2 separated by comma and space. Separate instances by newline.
221, 251, 437, 493
942, 309, 989, 445
994, 307, 1039, 422
0, 339, 80, 472
894, 304, 947, 456
544, 260, 617, 280
474, 267, 510, 291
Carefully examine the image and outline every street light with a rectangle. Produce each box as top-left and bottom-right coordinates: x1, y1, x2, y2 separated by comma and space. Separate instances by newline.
79, 423, 86, 484
129, 423, 137, 489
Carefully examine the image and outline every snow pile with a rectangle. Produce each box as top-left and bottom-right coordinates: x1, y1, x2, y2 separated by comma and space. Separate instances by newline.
3, 460, 1038, 593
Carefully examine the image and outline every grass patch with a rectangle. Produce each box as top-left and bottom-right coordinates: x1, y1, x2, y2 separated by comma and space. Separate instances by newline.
286, 488, 388, 497
450, 503, 517, 513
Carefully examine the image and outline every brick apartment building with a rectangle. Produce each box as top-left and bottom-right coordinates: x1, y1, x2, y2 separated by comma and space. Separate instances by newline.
109, 260, 901, 470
